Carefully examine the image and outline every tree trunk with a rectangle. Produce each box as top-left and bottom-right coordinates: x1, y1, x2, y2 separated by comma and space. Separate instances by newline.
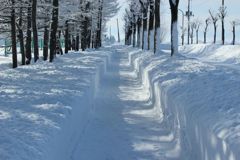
43, 25, 49, 61
76, 34, 80, 51
222, 20, 225, 45
148, 0, 154, 50
99, 3, 103, 48
81, 17, 88, 51
196, 30, 199, 44
88, 28, 91, 48
169, 0, 179, 56
18, 5, 25, 65
137, 17, 141, 47
214, 25, 217, 44
64, 21, 69, 53
142, 8, 148, 50
191, 29, 193, 44
32, 0, 39, 62
132, 16, 136, 47
49, 0, 59, 62
154, 0, 160, 53
96, 0, 103, 48
58, 30, 63, 55
232, 25, 235, 45
11, 0, 17, 68
204, 31, 207, 44
26, 0, 32, 65
72, 36, 76, 51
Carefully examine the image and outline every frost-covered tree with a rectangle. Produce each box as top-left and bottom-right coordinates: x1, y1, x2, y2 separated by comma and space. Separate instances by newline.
219, 0, 227, 45
169, 0, 179, 56
139, 0, 149, 50
39, 0, 52, 60
124, 9, 132, 45
190, 19, 201, 44
49, 0, 59, 62
230, 20, 240, 45
130, 2, 137, 47
10, 0, 17, 68
0, 0, 119, 67
154, 0, 160, 53
203, 18, 211, 44
148, 0, 154, 50
195, 20, 201, 44
190, 22, 196, 44
0, 0, 18, 67
209, 10, 219, 44
15, 0, 27, 65
32, 0, 39, 62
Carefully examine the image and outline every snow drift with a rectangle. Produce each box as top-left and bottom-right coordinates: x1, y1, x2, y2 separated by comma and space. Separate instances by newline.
128, 44, 240, 160
0, 49, 111, 160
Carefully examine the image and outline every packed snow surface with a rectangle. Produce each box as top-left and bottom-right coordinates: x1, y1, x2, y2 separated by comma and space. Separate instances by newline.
0, 44, 240, 160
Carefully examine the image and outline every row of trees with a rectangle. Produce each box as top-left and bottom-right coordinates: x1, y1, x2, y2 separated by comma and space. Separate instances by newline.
0, 0, 119, 68
124, 0, 239, 56
124, 0, 179, 56
185, 10, 239, 46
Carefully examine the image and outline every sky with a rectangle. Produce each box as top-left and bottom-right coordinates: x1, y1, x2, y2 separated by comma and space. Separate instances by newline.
107, 0, 240, 44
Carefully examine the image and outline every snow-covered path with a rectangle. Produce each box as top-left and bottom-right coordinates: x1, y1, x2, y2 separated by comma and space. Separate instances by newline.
72, 46, 170, 160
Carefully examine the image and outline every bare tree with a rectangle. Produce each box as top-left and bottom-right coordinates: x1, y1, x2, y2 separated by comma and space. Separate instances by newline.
219, 0, 227, 45
195, 19, 202, 44
190, 22, 196, 44
209, 10, 219, 44
203, 18, 211, 44
230, 20, 240, 45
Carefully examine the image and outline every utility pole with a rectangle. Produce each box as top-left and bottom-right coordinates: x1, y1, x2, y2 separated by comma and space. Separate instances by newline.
117, 18, 120, 42
186, 0, 193, 44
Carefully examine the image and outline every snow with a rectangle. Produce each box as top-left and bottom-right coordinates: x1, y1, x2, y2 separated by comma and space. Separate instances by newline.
180, 44, 240, 65
0, 43, 240, 159
0, 49, 111, 160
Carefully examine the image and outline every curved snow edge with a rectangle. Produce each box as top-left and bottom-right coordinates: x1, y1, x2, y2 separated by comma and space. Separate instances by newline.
128, 48, 239, 160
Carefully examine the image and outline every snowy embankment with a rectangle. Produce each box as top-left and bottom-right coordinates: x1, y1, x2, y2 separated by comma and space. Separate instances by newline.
128, 44, 240, 160
0, 48, 111, 160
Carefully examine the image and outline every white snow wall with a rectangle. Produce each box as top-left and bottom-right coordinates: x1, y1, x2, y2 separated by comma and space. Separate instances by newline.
128, 49, 238, 160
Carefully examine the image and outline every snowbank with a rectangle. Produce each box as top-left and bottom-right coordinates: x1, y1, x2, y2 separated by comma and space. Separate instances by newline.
0, 49, 111, 160
180, 44, 240, 65
128, 44, 240, 160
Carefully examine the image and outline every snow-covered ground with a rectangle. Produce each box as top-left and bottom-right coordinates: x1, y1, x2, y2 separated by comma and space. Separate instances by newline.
0, 44, 240, 160
0, 49, 111, 160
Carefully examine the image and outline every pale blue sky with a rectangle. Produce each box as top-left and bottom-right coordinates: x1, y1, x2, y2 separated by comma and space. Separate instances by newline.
107, 0, 240, 44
